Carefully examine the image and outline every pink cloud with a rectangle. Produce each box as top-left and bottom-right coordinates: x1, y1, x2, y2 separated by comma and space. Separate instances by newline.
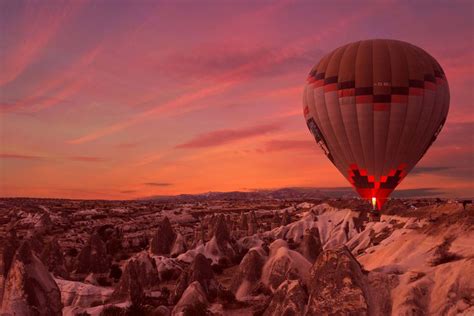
67, 156, 104, 162
116, 142, 140, 149
0, 153, 43, 160
65, 4, 375, 145
260, 139, 316, 152
1, 45, 101, 113
0, 1, 85, 86
175, 123, 280, 149
67, 80, 235, 144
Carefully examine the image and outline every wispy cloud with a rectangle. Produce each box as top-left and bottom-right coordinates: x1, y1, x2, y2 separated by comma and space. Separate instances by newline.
0, 153, 44, 160
1, 45, 101, 113
143, 182, 172, 186
67, 80, 235, 144
0, 1, 85, 86
67, 156, 104, 162
65, 6, 373, 145
1, 153, 104, 162
411, 166, 452, 175
116, 142, 140, 149
259, 139, 315, 152
176, 123, 279, 149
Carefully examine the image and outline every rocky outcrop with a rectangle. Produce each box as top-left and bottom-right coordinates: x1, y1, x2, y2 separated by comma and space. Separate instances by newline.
271, 212, 281, 230
248, 211, 258, 236
110, 256, 145, 304
193, 223, 206, 247
230, 248, 266, 298
34, 212, 53, 234
261, 239, 311, 291
75, 233, 110, 274
176, 215, 238, 267
306, 246, 370, 315
297, 227, 322, 263
212, 215, 237, 263
264, 280, 308, 316
170, 233, 187, 258
214, 215, 230, 249
239, 212, 248, 231
0, 231, 19, 304
112, 252, 159, 301
150, 217, 177, 255
40, 238, 69, 278
0, 241, 63, 315
56, 278, 113, 308
171, 254, 217, 304
281, 209, 291, 226
172, 281, 208, 316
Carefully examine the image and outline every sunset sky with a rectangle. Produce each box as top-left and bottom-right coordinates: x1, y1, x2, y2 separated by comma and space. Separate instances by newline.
1, 0, 473, 199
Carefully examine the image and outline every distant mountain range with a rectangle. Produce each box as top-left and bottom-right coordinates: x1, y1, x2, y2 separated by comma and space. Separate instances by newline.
143, 187, 357, 202
142, 187, 449, 202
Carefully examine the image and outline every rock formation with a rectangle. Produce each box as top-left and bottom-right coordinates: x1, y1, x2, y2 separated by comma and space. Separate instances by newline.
111, 256, 148, 304
170, 233, 188, 257
264, 280, 308, 316
0, 241, 63, 315
306, 246, 370, 315
172, 281, 208, 316
248, 211, 258, 236
262, 239, 312, 291
281, 209, 291, 226
171, 253, 217, 304
150, 217, 177, 255
298, 227, 322, 263
34, 212, 53, 235
0, 231, 19, 304
271, 212, 281, 230
112, 252, 159, 302
239, 212, 248, 231
213, 215, 231, 251
40, 237, 69, 278
75, 233, 110, 274
230, 247, 266, 298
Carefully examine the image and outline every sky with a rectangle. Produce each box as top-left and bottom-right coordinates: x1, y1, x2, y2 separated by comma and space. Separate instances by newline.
0, 0, 473, 200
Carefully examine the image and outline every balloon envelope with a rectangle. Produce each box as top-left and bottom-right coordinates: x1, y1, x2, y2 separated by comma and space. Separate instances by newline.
303, 39, 450, 210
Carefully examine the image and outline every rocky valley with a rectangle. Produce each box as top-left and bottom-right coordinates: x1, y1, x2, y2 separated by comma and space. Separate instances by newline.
0, 196, 472, 315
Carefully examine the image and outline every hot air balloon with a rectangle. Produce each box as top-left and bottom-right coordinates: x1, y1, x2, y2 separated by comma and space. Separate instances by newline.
303, 39, 449, 211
